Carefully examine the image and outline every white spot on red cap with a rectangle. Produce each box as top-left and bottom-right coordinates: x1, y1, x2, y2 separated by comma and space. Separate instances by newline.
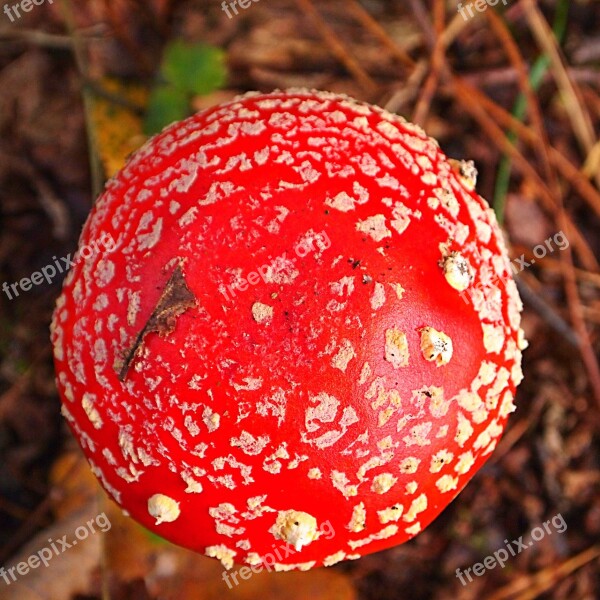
384, 329, 410, 368
270, 510, 319, 551
347, 502, 366, 532
399, 457, 421, 474
436, 474, 459, 493
402, 422, 432, 447
455, 451, 475, 475
419, 327, 453, 366
251, 302, 274, 324
307, 467, 322, 479
377, 504, 404, 524
403, 494, 427, 523
450, 159, 478, 190
148, 494, 180, 525
347, 524, 398, 550
429, 449, 454, 473
370, 283, 386, 310
371, 473, 397, 494
441, 251, 473, 292
205, 544, 237, 570
82, 393, 103, 429
356, 214, 392, 242
323, 551, 347, 566
331, 339, 356, 372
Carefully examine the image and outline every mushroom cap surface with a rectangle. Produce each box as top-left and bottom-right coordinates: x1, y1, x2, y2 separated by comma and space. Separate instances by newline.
51, 89, 526, 570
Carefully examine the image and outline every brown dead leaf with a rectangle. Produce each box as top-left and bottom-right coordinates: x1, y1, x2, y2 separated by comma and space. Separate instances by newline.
50, 451, 99, 520
145, 546, 357, 600
2, 503, 104, 600
103, 499, 356, 600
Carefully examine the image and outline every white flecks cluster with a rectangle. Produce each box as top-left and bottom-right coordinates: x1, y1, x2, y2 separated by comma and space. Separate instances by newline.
230, 430, 270, 455
209, 503, 246, 537
331, 470, 359, 498
301, 392, 359, 449
365, 377, 402, 427
205, 544, 237, 570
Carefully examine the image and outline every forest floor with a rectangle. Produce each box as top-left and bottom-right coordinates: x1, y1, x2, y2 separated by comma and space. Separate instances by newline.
0, 1, 599, 599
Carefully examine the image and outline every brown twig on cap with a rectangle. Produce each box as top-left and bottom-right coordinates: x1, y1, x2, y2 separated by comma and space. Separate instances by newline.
117, 264, 196, 382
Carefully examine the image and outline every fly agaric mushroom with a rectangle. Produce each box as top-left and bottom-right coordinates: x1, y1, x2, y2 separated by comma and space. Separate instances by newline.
51, 89, 526, 571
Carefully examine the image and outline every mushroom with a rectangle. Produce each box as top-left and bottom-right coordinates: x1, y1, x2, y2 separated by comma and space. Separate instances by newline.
51, 89, 526, 571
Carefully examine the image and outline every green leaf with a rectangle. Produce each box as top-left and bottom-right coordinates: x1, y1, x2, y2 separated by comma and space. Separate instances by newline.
143, 85, 190, 135
162, 41, 227, 96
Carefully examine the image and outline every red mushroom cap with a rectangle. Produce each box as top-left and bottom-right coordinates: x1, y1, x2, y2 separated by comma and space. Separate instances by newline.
51, 89, 526, 571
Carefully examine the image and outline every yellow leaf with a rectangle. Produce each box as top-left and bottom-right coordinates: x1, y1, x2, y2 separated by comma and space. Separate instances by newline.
90, 78, 148, 178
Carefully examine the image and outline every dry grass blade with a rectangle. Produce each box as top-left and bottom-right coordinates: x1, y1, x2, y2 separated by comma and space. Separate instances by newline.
487, 544, 600, 600
453, 79, 600, 220
485, 9, 556, 192
412, 0, 446, 126
441, 10, 475, 47
516, 273, 580, 348
58, 0, 105, 199
543, 260, 600, 289
583, 139, 600, 179
294, 0, 379, 96
0, 24, 107, 48
384, 59, 428, 113
448, 77, 600, 262
521, 0, 600, 189
449, 75, 599, 272
556, 210, 600, 409
407, 0, 435, 46
449, 75, 600, 403
346, 0, 415, 70
484, 6, 600, 407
